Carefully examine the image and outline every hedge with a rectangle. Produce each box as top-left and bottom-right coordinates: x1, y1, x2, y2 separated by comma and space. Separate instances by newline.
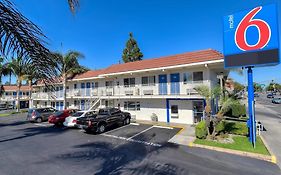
216, 121, 248, 136
195, 120, 207, 139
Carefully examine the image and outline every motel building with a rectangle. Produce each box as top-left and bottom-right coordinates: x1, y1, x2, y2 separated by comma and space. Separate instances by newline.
31, 49, 226, 124
0, 85, 31, 109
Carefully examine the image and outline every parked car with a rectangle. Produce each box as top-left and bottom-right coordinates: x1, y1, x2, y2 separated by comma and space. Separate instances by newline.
48, 109, 77, 126
267, 93, 274, 98
63, 110, 96, 128
27, 107, 57, 123
272, 98, 281, 104
76, 108, 131, 133
254, 93, 259, 97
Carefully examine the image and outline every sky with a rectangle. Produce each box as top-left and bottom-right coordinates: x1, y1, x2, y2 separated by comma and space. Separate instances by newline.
3, 0, 281, 85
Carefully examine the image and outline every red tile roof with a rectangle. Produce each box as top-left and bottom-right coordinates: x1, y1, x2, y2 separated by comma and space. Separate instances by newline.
73, 49, 223, 79
73, 69, 106, 80
2, 85, 30, 91
102, 49, 223, 75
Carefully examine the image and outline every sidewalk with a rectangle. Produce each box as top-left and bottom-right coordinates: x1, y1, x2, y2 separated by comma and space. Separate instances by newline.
255, 102, 281, 168
136, 120, 196, 146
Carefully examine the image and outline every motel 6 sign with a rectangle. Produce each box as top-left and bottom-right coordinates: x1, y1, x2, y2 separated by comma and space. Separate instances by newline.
223, 4, 279, 68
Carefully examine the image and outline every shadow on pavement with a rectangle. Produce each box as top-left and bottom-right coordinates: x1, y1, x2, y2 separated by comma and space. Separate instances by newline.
55, 137, 181, 174
0, 125, 68, 143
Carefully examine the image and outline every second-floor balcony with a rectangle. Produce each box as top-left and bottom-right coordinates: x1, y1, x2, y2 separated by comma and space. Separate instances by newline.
31, 80, 212, 100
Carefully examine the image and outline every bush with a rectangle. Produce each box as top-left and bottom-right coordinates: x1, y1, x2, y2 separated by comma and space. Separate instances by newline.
231, 103, 246, 117
215, 120, 248, 136
195, 120, 207, 139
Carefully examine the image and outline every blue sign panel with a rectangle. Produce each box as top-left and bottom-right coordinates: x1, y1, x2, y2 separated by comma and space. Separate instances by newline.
223, 4, 279, 68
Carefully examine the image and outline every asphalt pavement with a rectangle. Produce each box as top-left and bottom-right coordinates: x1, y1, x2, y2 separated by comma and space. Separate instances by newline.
255, 93, 281, 168
0, 113, 280, 175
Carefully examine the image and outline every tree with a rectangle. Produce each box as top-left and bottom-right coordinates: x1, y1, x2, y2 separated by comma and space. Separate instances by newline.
122, 33, 143, 63
253, 82, 262, 92
6, 57, 30, 112
194, 85, 221, 138
0, 0, 80, 81
233, 81, 245, 94
54, 51, 88, 109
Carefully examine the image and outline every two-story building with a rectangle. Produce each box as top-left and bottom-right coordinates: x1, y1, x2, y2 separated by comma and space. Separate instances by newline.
31, 49, 227, 124
0, 85, 31, 108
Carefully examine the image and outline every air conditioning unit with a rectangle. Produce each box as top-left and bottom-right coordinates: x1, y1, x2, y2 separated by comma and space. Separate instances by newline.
125, 90, 133, 96
143, 90, 153, 95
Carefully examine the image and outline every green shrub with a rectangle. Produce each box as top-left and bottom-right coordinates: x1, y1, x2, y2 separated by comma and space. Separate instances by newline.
215, 120, 248, 136
231, 103, 246, 117
195, 120, 207, 139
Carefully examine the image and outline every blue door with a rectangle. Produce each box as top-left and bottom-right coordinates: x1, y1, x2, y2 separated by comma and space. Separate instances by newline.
60, 102, 64, 110
56, 102, 59, 110
170, 73, 180, 95
81, 100, 85, 110
159, 74, 167, 95
86, 82, 91, 96
81, 83, 85, 96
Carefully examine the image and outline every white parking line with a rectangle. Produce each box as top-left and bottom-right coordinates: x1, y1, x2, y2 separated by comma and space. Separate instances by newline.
34, 123, 52, 127
130, 123, 140, 126
101, 133, 162, 147
127, 126, 154, 139
152, 125, 173, 130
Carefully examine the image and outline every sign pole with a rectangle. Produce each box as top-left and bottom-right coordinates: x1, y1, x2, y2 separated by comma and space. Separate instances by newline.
247, 66, 256, 148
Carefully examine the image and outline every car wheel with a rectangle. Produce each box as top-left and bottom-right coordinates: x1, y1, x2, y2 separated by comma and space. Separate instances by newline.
124, 117, 130, 125
98, 124, 106, 133
36, 117, 42, 123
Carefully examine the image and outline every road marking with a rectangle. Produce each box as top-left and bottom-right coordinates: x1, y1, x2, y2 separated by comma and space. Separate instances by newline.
34, 123, 53, 127
130, 123, 140, 126
152, 125, 173, 130
127, 126, 154, 139
104, 124, 132, 134
101, 133, 162, 147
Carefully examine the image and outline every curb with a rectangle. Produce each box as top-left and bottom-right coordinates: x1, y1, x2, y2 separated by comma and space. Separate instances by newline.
191, 143, 273, 163
259, 135, 277, 164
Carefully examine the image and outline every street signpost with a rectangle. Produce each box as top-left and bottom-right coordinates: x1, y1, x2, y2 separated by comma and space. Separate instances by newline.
223, 4, 279, 147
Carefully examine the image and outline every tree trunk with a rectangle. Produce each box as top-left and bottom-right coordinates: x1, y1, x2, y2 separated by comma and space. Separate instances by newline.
63, 74, 67, 110
9, 72, 11, 85
17, 80, 21, 112
28, 80, 32, 108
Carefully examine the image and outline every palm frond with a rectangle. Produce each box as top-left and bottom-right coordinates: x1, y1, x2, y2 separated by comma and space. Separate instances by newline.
0, 0, 57, 80
68, 0, 79, 13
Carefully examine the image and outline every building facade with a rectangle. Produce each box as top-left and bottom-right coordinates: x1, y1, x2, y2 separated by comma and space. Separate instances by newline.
31, 49, 226, 124
0, 85, 31, 109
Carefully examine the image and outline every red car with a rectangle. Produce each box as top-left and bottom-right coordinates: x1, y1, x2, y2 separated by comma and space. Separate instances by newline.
48, 109, 76, 126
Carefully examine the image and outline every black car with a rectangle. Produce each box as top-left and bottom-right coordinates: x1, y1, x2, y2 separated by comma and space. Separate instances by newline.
27, 107, 58, 123
76, 108, 131, 133
267, 93, 274, 98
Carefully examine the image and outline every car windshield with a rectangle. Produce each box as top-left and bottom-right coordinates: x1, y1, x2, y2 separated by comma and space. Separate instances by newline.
54, 111, 64, 117
72, 112, 84, 117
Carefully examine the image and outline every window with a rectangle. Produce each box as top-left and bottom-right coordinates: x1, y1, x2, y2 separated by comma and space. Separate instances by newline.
142, 76, 155, 86
13, 92, 16, 96
26, 92, 29, 96
171, 105, 178, 114
44, 102, 47, 106
94, 82, 99, 88
5, 92, 8, 96
193, 72, 203, 82
124, 101, 140, 111
105, 81, 113, 88
74, 84, 77, 89
81, 83, 85, 89
183, 72, 192, 84
74, 100, 77, 106
124, 78, 135, 87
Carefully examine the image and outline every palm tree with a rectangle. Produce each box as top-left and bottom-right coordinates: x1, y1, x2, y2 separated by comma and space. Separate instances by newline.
54, 51, 88, 110
6, 57, 30, 112
0, 0, 80, 81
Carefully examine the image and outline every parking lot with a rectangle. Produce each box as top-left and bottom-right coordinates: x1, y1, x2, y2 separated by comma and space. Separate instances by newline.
0, 113, 280, 175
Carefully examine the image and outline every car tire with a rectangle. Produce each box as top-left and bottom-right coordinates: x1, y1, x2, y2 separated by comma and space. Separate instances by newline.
98, 123, 106, 133
124, 117, 130, 125
36, 117, 43, 123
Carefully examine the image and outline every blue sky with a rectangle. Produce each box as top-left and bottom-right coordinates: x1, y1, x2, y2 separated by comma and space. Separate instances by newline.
3, 0, 281, 85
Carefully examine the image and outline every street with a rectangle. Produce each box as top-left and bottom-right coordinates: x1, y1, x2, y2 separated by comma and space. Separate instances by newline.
255, 93, 281, 169
0, 113, 280, 175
